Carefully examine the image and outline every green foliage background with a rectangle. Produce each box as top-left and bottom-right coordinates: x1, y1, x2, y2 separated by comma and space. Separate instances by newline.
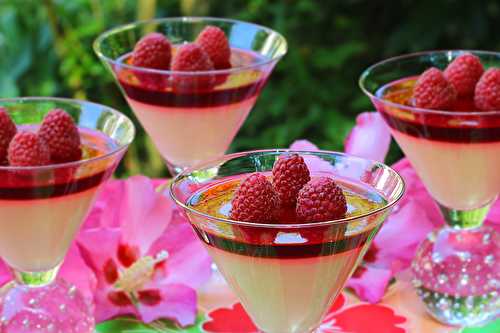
1, 0, 499, 177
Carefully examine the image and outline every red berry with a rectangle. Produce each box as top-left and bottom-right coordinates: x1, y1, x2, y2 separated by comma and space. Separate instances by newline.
474, 68, 500, 111
296, 177, 347, 223
132, 33, 172, 70
38, 109, 82, 163
230, 173, 279, 223
8, 131, 50, 167
171, 43, 215, 91
196, 26, 231, 70
413, 67, 457, 110
0, 108, 17, 165
444, 53, 484, 97
272, 154, 310, 206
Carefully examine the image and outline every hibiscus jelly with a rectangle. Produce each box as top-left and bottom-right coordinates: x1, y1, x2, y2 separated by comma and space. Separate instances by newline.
170, 149, 405, 333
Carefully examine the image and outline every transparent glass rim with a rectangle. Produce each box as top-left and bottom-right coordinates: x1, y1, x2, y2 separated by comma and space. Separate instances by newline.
93, 16, 288, 76
359, 49, 500, 116
0, 96, 135, 171
169, 149, 406, 229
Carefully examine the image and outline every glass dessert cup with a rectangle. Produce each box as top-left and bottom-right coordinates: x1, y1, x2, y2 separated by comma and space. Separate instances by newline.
170, 150, 405, 333
360, 50, 500, 327
0, 97, 135, 333
94, 17, 287, 175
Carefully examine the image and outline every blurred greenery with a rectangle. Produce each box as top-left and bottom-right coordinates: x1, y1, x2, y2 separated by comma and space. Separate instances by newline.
1, 0, 499, 177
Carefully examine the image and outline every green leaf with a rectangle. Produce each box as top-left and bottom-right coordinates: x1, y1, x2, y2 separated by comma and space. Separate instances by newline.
462, 319, 500, 333
96, 314, 206, 333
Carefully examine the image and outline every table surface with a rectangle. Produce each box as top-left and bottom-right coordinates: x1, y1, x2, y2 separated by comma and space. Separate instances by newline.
96, 270, 499, 333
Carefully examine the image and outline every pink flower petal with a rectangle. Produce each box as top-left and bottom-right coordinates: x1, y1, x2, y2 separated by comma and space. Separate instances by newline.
149, 210, 212, 289
118, 176, 174, 253
375, 200, 436, 273
77, 227, 121, 280
485, 199, 500, 232
344, 112, 391, 162
289, 140, 320, 151
59, 243, 97, 300
0, 260, 12, 287
93, 288, 137, 323
346, 265, 392, 304
392, 158, 443, 226
137, 282, 197, 325
289, 140, 334, 173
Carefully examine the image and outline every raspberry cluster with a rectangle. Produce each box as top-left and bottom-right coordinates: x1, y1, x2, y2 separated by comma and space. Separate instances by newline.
413, 53, 500, 111
131, 26, 231, 90
229, 154, 347, 223
0, 108, 82, 167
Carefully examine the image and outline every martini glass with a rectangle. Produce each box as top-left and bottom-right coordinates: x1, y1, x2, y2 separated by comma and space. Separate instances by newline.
170, 150, 404, 333
0, 97, 135, 333
360, 50, 500, 326
94, 17, 287, 175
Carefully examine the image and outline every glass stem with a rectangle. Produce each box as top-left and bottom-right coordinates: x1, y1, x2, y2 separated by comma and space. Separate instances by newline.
12, 265, 60, 287
438, 200, 493, 229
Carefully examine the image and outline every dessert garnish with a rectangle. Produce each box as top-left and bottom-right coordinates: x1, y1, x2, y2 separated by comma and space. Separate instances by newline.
128, 25, 232, 90
296, 177, 347, 223
132, 32, 172, 70
171, 43, 215, 90
0, 108, 17, 165
1, 108, 82, 167
229, 173, 279, 223
444, 53, 484, 97
39, 108, 82, 163
8, 131, 50, 167
413, 67, 457, 109
474, 68, 500, 111
195, 26, 231, 70
272, 153, 310, 206
410, 52, 500, 111
229, 154, 347, 223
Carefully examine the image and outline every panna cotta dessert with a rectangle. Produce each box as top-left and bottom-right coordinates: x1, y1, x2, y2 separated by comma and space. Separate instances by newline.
182, 154, 388, 333
113, 26, 270, 169
0, 108, 119, 272
374, 54, 500, 210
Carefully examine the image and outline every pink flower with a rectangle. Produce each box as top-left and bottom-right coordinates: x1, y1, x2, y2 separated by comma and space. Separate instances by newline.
344, 112, 391, 162
77, 176, 212, 325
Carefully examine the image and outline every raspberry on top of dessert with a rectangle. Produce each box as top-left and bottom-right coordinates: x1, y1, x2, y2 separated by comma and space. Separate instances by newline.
229, 153, 348, 224
385, 52, 500, 112
0, 108, 114, 193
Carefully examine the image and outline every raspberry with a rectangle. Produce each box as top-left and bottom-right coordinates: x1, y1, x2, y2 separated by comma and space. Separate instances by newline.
296, 177, 347, 223
272, 154, 310, 206
0, 108, 17, 165
444, 53, 484, 97
171, 43, 215, 91
196, 26, 231, 69
413, 67, 457, 110
39, 109, 82, 163
230, 173, 279, 223
474, 68, 500, 111
8, 131, 50, 166
132, 33, 172, 70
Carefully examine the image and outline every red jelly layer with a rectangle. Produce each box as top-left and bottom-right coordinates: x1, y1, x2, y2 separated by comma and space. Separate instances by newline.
0, 166, 115, 200
119, 78, 265, 108
376, 77, 500, 143
192, 224, 374, 259
379, 111, 500, 143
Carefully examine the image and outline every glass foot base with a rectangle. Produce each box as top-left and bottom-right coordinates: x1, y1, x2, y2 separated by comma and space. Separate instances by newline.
0, 279, 94, 333
412, 225, 499, 327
